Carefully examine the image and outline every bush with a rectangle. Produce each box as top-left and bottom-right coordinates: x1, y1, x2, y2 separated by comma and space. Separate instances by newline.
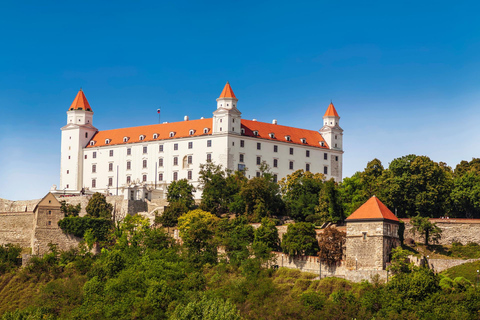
58, 216, 113, 242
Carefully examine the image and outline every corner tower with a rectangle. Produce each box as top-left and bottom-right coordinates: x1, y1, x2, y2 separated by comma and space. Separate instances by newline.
320, 102, 343, 150
212, 82, 242, 135
60, 90, 97, 192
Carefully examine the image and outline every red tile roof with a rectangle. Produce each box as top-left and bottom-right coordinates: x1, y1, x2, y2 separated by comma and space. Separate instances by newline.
87, 118, 329, 149
69, 89, 92, 112
218, 82, 237, 99
324, 102, 339, 117
346, 196, 399, 222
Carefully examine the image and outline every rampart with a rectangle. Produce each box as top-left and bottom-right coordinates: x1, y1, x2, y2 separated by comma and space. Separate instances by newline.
0, 212, 34, 248
403, 218, 480, 245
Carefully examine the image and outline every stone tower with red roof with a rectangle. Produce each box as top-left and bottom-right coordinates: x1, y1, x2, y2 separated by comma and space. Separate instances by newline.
345, 196, 400, 271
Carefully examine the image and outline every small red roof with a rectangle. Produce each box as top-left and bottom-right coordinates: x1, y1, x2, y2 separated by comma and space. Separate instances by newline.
218, 82, 237, 99
69, 89, 92, 112
346, 196, 399, 222
324, 102, 339, 117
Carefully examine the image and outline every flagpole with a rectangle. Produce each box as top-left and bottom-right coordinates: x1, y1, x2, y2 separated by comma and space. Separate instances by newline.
157, 108, 161, 124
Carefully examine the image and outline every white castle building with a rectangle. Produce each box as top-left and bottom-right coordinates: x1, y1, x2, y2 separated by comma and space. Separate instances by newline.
60, 83, 343, 199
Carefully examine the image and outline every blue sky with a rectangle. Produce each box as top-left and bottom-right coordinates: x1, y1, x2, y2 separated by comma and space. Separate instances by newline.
0, 1, 479, 200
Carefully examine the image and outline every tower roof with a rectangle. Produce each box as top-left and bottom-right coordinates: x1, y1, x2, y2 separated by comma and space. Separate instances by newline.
68, 89, 92, 112
324, 102, 339, 117
218, 82, 237, 99
346, 196, 399, 222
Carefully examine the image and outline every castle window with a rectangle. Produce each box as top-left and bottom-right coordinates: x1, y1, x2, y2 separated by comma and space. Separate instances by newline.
273, 174, 278, 183
253, 130, 259, 136
127, 148, 131, 155
320, 142, 325, 147
142, 175, 147, 182
48, 210, 51, 215
67, 170, 69, 174
108, 177, 113, 186
306, 163, 310, 172
126, 176, 131, 184
66, 184, 69, 188
105, 139, 110, 144
188, 142, 193, 149
89, 141, 95, 146
153, 133, 158, 139
92, 164, 96, 173
256, 171, 261, 177
220, 127, 222, 131
220, 119, 222, 123
159, 173, 163, 181
324, 166, 328, 175
301, 138, 306, 144
93, 152, 97, 158
47, 221, 52, 226
335, 143, 338, 148
207, 153, 212, 162
232, 127, 235, 131
207, 140, 212, 147
306, 150, 310, 157
335, 156, 338, 161
127, 161, 131, 170
324, 153, 327, 160
362, 232, 367, 240
289, 148, 294, 155
143, 160, 147, 168
109, 163, 113, 171
169, 132, 175, 137
189, 129, 195, 135
159, 145, 164, 152
159, 158, 164, 167
274, 145, 278, 153
269, 133, 275, 139
256, 156, 261, 165
92, 179, 96, 188
285, 136, 291, 141
232, 119, 235, 123
139, 135, 145, 141
143, 146, 148, 154
335, 135, 337, 139
188, 155, 193, 164
273, 159, 278, 168
257, 143, 261, 150
240, 154, 244, 162
289, 161, 294, 170
240, 140, 245, 147
173, 172, 178, 181
85, 133, 88, 138
241, 128, 245, 134
188, 170, 192, 180
123, 137, 129, 142
109, 150, 114, 157
203, 128, 209, 134
174, 143, 178, 150
84, 155, 86, 159
173, 157, 178, 166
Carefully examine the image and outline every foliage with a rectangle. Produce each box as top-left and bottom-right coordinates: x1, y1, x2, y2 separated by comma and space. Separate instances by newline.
216, 217, 254, 266
317, 227, 345, 266
0, 244, 22, 273
167, 179, 196, 210
450, 171, 480, 218
60, 200, 81, 217
58, 216, 113, 242
253, 218, 280, 252
449, 242, 480, 259
169, 296, 242, 320
85, 192, 113, 219
279, 170, 324, 222
410, 216, 442, 245
316, 179, 344, 224
281, 222, 319, 256
388, 246, 415, 275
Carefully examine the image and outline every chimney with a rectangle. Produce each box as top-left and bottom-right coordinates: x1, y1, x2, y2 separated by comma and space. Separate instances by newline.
253, 119, 257, 122
200, 117, 205, 119
184, 115, 189, 121
272, 119, 277, 125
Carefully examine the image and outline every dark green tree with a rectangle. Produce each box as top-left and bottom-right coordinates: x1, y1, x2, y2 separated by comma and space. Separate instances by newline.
316, 179, 344, 224
450, 171, 480, 218
216, 216, 254, 266
410, 216, 442, 245
254, 217, 280, 251
281, 222, 319, 256
60, 201, 81, 217
85, 193, 113, 219
158, 179, 196, 228
454, 158, 480, 177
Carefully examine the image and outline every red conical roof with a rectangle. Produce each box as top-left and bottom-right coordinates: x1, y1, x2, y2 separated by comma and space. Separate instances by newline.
68, 89, 92, 112
346, 196, 398, 222
324, 102, 339, 117
218, 82, 237, 99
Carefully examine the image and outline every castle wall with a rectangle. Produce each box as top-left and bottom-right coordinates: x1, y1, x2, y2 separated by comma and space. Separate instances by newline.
0, 212, 34, 248
403, 218, 480, 245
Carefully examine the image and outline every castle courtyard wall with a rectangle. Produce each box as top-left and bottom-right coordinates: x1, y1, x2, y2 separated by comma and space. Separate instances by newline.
0, 212, 34, 248
403, 218, 480, 245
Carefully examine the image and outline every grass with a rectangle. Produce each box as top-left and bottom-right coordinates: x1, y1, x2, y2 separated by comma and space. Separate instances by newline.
405, 242, 480, 260
441, 260, 480, 284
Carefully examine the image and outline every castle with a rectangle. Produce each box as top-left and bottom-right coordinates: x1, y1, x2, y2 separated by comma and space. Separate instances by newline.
59, 83, 344, 199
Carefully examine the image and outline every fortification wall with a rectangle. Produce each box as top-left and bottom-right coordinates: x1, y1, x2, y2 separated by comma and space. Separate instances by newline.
0, 199, 39, 213
32, 228, 82, 255
0, 212, 34, 248
403, 219, 480, 245
272, 252, 345, 277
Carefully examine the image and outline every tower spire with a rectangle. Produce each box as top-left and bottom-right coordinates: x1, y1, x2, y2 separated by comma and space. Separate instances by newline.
68, 89, 92, 112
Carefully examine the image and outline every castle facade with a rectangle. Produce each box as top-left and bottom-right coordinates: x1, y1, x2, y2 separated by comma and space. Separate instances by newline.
60, 83, 344, 198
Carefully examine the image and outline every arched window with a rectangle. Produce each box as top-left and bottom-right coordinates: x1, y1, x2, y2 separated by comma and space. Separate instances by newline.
105, 139, 110, 144
300, 138, 306, 144
269, 133, 275, 139
90, 141, 95, 146
253, 131, 259, 136
203, 128, 209, 134
139, 135, 145, 141
169, 132, 175, 138
285, 136, 291, 142
153, 133, 158, 139
189, 129, 195, 135
123, 137, 129, 142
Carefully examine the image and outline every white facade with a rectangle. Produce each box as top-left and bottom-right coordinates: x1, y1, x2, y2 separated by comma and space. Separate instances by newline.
60, 84, 344, 198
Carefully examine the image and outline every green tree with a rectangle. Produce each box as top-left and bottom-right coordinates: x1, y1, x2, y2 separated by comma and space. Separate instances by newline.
450, 171, 480, 218
388, 246, 414, 275
254, 217, 280, 251
316, 179, 344, 224
169, 296, 242, 320
85, 193, 113, 219
279, 170, 324, 222
454, 158, 480, 177
216, 216, 254, 266
198, 163, 231, 216
158, 179, 196, 228
410, 216, 442, 245
317, 226, 345, 266
60, 201, 81, 217
281, 222, 319, 256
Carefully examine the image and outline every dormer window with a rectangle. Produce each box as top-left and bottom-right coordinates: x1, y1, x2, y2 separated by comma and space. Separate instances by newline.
169, 132, 175, 138
253, 131, 259, 136
139, 135, 145, 141
269, 133, 275, 139
153, 133, 159, 139
285, 135, 291, 141
300, 138, 306, 144
241, 128, 245, 134
105, 139, 111, 144
203, 128, 209, 134
123, 137, 129, 142
90, 141, 95, 146
189, 129, 195, 135
320, 141, 325, 147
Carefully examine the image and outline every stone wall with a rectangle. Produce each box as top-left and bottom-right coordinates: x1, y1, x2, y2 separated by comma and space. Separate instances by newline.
403, 218, 480, 245
0, 199, 39, 213
0, 212, 34, 248
272, 252, 345, 278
